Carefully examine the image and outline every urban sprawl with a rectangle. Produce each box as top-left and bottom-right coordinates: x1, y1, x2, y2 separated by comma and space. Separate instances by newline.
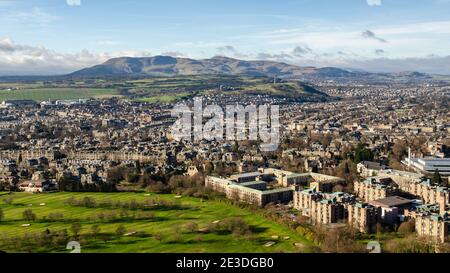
1, 80, 450, 248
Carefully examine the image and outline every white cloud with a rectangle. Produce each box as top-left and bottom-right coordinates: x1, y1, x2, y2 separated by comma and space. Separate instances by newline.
2, 37, 450, 76
66, 0, 81, 6
0, 38, 151, 75
248, 20, 450, 59
367, 0, 382, 6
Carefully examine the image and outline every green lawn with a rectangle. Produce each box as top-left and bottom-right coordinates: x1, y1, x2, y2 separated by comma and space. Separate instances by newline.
0, 192, 312, 253
0, 88, 120, 102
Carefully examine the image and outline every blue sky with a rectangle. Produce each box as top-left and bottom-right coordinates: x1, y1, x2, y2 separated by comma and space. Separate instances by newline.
1, 0, 450, 75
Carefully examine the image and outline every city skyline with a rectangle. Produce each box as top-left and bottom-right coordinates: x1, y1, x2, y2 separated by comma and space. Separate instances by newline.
1, 0, 450, 75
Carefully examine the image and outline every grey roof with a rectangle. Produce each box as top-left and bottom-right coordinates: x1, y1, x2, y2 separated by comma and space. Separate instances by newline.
369, 196, 414, 208
230, 172, 263, 179
361, 161, 386, 170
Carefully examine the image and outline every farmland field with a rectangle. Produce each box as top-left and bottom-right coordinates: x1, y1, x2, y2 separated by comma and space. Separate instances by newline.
0, 88, 121, 102
0, 192, 312, 253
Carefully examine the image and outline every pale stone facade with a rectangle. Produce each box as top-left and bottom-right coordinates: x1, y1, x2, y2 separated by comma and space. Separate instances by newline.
347, 202, 377, 233
354, 177, 396, 202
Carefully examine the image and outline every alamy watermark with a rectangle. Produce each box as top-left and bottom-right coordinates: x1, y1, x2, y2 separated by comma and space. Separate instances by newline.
171, 97, 280, 152
367, 241, 382, 253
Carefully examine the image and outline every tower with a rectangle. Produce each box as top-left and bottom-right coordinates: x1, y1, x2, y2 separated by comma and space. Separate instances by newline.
408, 147, 412, 168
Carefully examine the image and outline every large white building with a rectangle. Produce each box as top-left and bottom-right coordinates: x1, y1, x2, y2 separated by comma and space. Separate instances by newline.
405, 157, 450, 176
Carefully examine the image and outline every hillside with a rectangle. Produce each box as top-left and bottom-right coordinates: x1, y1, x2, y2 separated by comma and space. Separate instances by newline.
69, 56, 450, 84
70, 56, 306, 78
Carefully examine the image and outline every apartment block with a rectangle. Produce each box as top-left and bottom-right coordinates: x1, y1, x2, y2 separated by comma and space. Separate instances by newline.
347, 202, 378, 233
415, 213, 450, 243
294, 188, 355, 225
259, 168, 344, 191
205, 171, 293, 207
354, 177, 397, 202
310, 198, 345, 225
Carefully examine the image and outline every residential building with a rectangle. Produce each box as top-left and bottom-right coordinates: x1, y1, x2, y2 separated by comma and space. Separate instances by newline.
347, 202, 378, 233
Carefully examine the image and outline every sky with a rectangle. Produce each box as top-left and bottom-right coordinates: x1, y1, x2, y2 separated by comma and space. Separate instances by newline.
1, 0, 450, 75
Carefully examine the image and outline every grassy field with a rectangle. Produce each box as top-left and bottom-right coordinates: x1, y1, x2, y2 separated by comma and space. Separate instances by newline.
0, 192, 312, 253
0, 88, 120, 102
134, 92, 190, 103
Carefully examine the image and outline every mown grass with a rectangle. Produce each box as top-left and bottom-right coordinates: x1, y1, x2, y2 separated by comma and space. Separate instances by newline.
0, 88, 120, 102
0, 192, 311, 253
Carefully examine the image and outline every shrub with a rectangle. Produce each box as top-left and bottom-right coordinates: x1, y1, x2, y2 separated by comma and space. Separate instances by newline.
47, 212, 64, 222
398, 219, 416, 234
22, 209, 36, 222
116, 225, 127, 237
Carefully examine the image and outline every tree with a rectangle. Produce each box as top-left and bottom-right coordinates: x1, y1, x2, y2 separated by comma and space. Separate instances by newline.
334, 160, 358, 183
22, 209, 36, 222
91, 225, 101, 238
353, 143, 374, 164
116, 225, 127, 237
58, 176, 75, 192
344, 162, 350, 175
2, 196, 13, 205
432, 169, 442, 186
398, 220, 415, 234
392, 140, 408, 161
70, 223, 82, 237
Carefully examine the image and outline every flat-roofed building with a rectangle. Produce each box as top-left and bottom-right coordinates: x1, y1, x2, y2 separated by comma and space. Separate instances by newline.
409, 180, 450, 205
354, 177, 397, 202
310, 198, 345, 225
405, 157, 450, 176
259, 168, 310, 187
369, 196, 415, 224
205, 173, 293, 207
205, 176, 233, 193
357, 161, 387, 178
239, 181, 267, 191
377, 169, 423, 192
348, 202, 377, 233
293, 188, 324, 216
415, 213, 450, 243
229, 172, 263, 183
226, 183, 293, 207
294, 189, 354, 223
259, 168, 344, 190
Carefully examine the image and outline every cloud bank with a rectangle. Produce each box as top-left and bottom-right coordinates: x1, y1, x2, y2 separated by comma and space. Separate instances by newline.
2, 37, 450, 76
0, 38, 151, 75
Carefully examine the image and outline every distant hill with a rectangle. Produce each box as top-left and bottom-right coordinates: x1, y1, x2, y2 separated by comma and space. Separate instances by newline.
69, 55, 450, 84
70, 56, 368, 79
70, 56, 303, 77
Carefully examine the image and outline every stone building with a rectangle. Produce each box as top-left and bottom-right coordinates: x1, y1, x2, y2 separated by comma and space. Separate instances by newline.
347, 202, 378, 233
354, 177, 397, 202
415, 213, 450, 243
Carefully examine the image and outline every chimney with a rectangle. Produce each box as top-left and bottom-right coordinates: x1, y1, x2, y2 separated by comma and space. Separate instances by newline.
408, 147, 412, 167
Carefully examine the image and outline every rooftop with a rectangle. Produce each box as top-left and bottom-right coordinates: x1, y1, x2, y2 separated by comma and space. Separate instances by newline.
230, 172, 263, 179
369, 196, 414, 208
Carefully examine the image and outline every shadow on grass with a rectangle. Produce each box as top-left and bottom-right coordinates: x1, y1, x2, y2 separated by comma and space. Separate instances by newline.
165, 238, 222, 245
249, 225, 269, 234
102, 216, 170, 224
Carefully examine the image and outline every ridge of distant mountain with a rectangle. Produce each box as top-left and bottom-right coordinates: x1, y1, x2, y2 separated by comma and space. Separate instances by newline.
71, 56, 304, 77
68, 55, 450, 83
